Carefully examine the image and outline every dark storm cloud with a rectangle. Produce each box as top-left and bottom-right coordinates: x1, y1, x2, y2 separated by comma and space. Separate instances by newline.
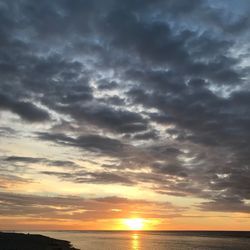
152, 163, 188, 178
40, 170, 135, 185
97, 80, 119, 90
199, 197, 250, 213
0, 127, 17, 137
4, 156, 46, 164
104, 9, 241, 84
3, 155, 80, 169
58, 104, 148, 134
0, 93, 50, 122
1, 0, 250, 214
132, 130, 159, 141
37, 132, 131, 158
99, 96, 126, 106
199, 3, 250, 35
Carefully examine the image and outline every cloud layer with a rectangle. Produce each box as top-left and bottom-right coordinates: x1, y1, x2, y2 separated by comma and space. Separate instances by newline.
1, 0, 250, 224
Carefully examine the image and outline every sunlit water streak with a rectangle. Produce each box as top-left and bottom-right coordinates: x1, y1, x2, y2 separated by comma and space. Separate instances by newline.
23, 231, 250, 250
132, 233, 139, 250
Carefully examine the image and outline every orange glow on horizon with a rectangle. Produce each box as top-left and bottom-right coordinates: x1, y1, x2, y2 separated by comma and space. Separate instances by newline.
123, 218, 145, 230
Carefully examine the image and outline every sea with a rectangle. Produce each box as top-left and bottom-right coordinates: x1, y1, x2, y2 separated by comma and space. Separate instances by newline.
21, 230, 250, 250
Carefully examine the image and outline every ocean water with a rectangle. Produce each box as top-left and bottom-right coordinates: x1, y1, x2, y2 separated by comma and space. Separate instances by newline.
26, 231, 250, 250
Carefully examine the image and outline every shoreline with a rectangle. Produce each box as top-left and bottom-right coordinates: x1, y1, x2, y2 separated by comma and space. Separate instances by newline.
0, 232, 79, 250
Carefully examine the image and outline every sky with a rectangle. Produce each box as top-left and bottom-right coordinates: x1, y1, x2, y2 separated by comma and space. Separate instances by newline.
0, 0, 250, 230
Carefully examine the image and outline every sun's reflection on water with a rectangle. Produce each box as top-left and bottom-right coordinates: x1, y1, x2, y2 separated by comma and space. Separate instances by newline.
131, 233, 140, 250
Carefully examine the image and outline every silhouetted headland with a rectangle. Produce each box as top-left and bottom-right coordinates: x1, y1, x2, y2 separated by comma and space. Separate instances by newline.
0, 232, 79, 250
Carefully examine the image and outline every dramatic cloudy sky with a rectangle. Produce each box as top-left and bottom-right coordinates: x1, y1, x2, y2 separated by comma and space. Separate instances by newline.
1, 0, 250, 230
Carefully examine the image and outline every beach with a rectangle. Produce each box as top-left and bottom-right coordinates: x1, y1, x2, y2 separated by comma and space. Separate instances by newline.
0, 232, 79, 250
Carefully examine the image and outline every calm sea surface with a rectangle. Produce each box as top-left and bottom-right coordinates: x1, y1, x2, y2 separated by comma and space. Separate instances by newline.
24, 231, 250, 250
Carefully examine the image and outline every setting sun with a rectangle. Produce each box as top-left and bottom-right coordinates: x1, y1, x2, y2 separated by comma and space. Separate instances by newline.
124, 218, 144, 230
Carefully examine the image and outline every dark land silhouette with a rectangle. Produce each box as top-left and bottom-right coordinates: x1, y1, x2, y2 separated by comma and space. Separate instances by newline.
0, 232, 78, 250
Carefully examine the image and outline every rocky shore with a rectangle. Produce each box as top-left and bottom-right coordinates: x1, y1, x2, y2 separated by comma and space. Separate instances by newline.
0, 232, 79, 250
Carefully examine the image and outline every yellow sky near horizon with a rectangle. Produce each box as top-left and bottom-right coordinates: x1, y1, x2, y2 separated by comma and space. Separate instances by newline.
1, 132, 250, 231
